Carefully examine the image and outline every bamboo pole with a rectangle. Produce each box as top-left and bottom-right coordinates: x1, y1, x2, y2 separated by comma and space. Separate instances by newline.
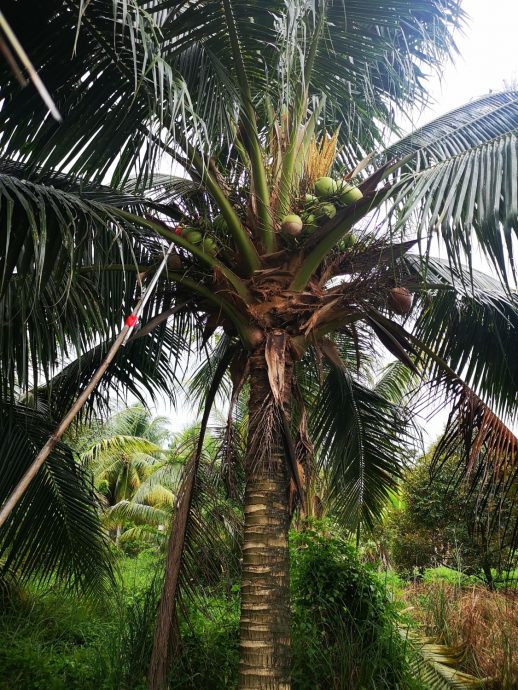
0, 242, 176, 529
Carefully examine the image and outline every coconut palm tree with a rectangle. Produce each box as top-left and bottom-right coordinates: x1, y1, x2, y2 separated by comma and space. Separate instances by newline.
1, 1, 518, 688
77, 405, 171, 539
107, 422, 242, 583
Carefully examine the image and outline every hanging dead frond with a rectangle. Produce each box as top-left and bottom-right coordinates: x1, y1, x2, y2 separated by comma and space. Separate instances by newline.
148, 345, 237, 690
431, 381, 518, 568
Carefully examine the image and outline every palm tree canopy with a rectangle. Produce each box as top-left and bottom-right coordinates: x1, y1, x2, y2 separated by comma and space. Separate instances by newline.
1, 0, 462, 182
0, 0, 517, 601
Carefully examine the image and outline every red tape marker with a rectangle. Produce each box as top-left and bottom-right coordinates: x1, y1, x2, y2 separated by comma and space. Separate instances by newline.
125, 314, 138, 327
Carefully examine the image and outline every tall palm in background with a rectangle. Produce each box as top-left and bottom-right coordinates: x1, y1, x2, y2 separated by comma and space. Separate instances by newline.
77, 405, 170, 539
1, 1, 518, 689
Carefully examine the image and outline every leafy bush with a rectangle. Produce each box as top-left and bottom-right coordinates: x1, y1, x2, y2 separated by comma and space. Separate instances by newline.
385, 454, 517, 587
290, 521, 422, 690
170, 595, 240, 689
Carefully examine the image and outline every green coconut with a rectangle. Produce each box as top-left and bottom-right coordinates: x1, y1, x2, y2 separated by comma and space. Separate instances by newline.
281, 213, 303, 236
340, 232, 357, 249
339, 184, 363, 206
301, 211, 317, 226
185, 229, 203, 244
201, 237, 218, 255
317, 202, 336, 220
314, 177, 338, 198
304, 193, 318, 204
213, 215, 228, 233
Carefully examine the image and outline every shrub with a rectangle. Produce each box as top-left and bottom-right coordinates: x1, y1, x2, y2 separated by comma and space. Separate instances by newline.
170, 595, 240, 689
385, 454, 517, 587
290, 521, 422, 689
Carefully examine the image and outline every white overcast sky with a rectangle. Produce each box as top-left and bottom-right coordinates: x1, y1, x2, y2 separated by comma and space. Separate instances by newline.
148, 0, 518, 438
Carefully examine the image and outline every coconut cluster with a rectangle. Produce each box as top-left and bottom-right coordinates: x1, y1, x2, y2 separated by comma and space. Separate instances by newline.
176, 222, 219, 256
281, 176, 363, 243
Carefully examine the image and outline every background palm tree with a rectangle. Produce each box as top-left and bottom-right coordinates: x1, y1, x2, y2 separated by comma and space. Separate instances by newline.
77, 405, 171, 540
1, 2, 518, 689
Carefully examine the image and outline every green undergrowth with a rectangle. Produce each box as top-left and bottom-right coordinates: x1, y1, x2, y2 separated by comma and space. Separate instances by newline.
0, 550, 160, 690
289, 526, 425, 690
0, 584, 113, 690
0, 534, 426, 690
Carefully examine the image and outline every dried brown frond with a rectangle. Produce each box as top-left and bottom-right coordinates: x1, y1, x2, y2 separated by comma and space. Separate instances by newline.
403, 583, 518, 687
435, 385, 518, 481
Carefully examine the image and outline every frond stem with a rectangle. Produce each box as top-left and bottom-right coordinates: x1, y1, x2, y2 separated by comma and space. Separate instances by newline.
112, 208, 252, 303
221, 0, 273, 251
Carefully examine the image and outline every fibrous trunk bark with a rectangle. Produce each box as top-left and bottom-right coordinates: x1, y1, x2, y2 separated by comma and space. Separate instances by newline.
238, 349, 292, 690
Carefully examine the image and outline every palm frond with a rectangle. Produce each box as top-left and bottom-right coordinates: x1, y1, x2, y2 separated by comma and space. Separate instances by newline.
311, 362, 413, 531
0, 163, 204, 404
316, 0, 464, 165
118, 524, 166, 547
433, 383, 518, 510
405, 255, 518, 420
385, 91, 518, 283
0, 400, 113, 594
188, 334, 238, 412
0, 0, 209, 186
82, 435, 162, 465
373, 360, 419, 405
402, 629, 487, 689
29, 299, 196, 423
107, 500, 170, 528
1, 0, 464, 184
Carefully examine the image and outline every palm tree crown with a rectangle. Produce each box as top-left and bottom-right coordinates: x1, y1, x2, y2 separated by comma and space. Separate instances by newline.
1, 1, 517, 689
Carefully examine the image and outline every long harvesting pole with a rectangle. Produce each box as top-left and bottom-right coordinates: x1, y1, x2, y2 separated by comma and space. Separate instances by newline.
0, 242, 176, 529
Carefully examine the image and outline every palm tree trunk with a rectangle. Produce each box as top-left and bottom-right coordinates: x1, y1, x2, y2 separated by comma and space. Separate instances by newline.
238, 349, 292, 690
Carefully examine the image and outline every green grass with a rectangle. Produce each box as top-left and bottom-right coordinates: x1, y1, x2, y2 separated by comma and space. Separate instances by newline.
0, 550, 161, 690
9, 549, 510, 689
0, 587, 113, 690
422, 565, 518, 588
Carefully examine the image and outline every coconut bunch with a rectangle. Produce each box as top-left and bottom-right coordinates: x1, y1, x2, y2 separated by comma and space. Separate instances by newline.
175, 219, 219, 256
280, 175, 363, 247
